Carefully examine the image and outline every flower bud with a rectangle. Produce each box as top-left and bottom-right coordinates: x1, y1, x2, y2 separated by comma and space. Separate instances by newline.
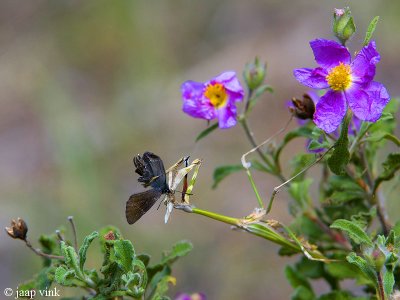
289, 93, 316, 120
369, 245, 386, 271
333, 7, 356, 45
5, 218, 28, 240
243, 57, 266, 91
104, 230, 116, 241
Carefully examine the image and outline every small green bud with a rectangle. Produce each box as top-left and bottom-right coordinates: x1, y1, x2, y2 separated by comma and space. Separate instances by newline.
333, 7, 356, 45
368, 245, 386, 271
243, 57, 266, 91
385, 252, 398, 272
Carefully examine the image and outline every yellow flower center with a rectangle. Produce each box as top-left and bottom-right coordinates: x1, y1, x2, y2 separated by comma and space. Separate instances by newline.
204, 83, 228, 108
326, 63, 352, 91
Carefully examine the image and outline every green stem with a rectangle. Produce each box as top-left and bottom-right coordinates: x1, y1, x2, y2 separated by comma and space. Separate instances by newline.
349, 122, 371, 156
191, 207, 239, 226
358, 144, 391, 234
377, 271, 386, 300
239, 117, 275, 171
246, 169, 264, 208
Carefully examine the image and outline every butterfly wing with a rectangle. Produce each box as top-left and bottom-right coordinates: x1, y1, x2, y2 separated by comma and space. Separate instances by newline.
126, 189, 163, 224
134, 152, 168, 192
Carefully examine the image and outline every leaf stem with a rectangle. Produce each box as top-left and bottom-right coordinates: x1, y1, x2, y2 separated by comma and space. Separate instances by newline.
24, 239, 64, 260
377, 271, 386, 300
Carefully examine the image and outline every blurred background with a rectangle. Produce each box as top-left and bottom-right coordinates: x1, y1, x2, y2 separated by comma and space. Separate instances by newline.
1, 1, 399, 299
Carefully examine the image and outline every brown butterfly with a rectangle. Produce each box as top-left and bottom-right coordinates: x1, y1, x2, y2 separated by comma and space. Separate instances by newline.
126, 152, 172, 224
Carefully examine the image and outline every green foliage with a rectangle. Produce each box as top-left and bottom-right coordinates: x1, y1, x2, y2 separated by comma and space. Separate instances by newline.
363, 16, 379, 46
212, 165, 243, 189
78, 231, 99, 271
288, 178, 313, 213
330, 219, 373, 246
328, 113, 350, 175
346, 253, 378, 287
195, 122, 219, 142
374, 153, 400, 191
18, 225, 192, 299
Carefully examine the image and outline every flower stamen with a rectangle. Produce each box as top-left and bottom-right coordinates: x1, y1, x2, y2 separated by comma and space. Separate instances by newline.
204, 83, 228, 109
326, 63, 352, 91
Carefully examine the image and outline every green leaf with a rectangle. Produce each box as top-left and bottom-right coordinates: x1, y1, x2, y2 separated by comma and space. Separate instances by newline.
375, 153, 400, 190
326, 176, 367, 205
61, 241, 84, 279
292, 285, 316, 300
285, 265, 312, 291
250, 159, 273, 173
288, 178, 313, 212
318, 291, 364, 300
328, 113, 350, 175
330, 219, 373, 246
161, 240, 193, 265
295, 257, 325, 279
364, 131, 400, 147
137, 254, 151, 267
212, 165, 243, 189
346, 252, 378, 286
383, 270, 395, 297
55, 266, 76, 286
308, 139, 330, 151
114, 240, 135, 273
248, 84, 273, 112
35, 266, 54, 290
326, 261, 372, 286
195, 122, 218, 142
290, 154, 315, 181
274, 126, 314, 161
150, 275, 175, 300
350, 208, 376, 229
363, 16, 379, 46
78, 231, 99, 272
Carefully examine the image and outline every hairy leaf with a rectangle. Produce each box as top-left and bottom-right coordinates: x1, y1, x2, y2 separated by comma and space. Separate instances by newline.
328, 114, 350, 175
79, 231, 99, 272
55, 266, 76, 286
61, 241, 84, 280
346, 252, 377, 286
114, 240, 135, 273
375, 153, 400, 190
364, 131, 400, 147
330, 219, 372, 246
161, 240, 193, 265
150, 275, 176, 300
383, 270, 395, 297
